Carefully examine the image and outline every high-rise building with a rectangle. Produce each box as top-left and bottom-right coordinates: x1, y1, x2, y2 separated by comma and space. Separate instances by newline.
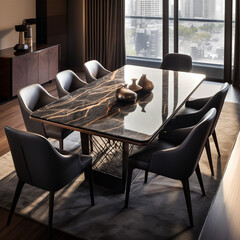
180, 0, 216, 19
128, 0, 219, 19
180, 0, 191, 18
136, 0, 162, 17
126, 0, 137, 16
181, 0, 203, 18
203, 0, 216, 19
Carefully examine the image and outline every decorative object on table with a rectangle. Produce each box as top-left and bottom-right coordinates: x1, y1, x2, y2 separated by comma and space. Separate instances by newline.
138, 74, 154, 92
128, 78, 142, 92
14, 25, 28, 51
138, 92, 154, 112
23, 18, 36, 48
116, 84, 137, 103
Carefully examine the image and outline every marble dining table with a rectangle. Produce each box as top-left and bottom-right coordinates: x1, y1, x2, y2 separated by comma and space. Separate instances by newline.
31, 65, 205, 192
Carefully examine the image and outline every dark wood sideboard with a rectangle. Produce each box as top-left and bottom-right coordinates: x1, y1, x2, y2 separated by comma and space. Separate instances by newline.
0, 44, 59, 101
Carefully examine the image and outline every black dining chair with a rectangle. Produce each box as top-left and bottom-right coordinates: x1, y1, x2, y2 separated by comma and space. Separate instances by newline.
162, 82, 230, 176
84, 60, 111, 83
125, 108, 216, 226
17, 83, 72, 149
5, 126, 94, 240
160, 53, 192, 72
56, 70, 88, 98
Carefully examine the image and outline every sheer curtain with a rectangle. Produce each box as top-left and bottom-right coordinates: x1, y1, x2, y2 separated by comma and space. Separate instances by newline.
233, 0, 240, 87
85, 0, 126, 71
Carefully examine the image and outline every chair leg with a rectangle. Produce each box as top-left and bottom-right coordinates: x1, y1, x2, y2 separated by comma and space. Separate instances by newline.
48, 191, 55, 240
212, 130, 221, 156
86, 166, 95, 206
181, 179, 193, 227
7, 180, 24, 226
205, 138, 214, 176
125, 166, 134, 208
59, 139, 63, 150
144, 169, 149, 184
89, 135, 93, 152
195, 164, 205, 196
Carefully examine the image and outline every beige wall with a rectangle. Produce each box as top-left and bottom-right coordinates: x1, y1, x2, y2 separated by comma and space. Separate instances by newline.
0, 0, 36, 50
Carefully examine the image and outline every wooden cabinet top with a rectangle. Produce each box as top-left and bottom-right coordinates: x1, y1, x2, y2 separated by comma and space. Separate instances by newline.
0, 44, 59, 58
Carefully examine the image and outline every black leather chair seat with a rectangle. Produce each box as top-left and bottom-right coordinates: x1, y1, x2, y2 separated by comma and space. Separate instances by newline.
56, 148, 92, 171
77, 154, 93, 170
129, 139, 176, 170
185, 97, 210, 110
44, 124, 72, 140
5, 126, 94, 240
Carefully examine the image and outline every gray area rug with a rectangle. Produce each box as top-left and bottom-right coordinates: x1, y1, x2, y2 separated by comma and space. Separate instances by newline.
0, 102, 240, 240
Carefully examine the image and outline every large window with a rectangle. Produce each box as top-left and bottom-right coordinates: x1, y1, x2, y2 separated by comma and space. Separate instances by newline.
178, 0, 224, 65
125, 0, 163, 59
125, 0, 225, 65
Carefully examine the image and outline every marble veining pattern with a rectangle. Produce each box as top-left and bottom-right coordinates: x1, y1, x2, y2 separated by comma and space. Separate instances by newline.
31, 65, 205, 144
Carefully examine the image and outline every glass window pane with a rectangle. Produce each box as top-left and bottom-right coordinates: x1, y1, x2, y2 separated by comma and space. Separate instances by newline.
179, 0, 225, 65
125, 0, 163, 59
125, 0, 225, 66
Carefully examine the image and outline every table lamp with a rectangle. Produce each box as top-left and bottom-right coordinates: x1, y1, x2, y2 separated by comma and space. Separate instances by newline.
14, 24, 28, 51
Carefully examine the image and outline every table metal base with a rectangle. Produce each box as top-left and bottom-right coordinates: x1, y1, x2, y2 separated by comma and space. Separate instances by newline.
82, 133, 140, 193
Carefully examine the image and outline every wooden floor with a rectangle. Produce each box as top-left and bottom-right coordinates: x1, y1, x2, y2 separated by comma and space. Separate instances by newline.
0, 208, 79, 240
0, 81, 80, 240
0, 79, 239, 240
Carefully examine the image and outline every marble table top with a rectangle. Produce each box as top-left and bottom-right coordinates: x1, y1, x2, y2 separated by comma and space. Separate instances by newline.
31, 65, 205, 145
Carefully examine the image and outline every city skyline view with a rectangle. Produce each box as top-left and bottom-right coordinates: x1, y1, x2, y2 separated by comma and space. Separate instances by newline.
126, 0, 224, 19
125, 0, 226, 65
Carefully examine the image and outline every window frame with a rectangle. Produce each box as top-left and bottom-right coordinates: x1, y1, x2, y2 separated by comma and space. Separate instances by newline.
125, 0, 232, 82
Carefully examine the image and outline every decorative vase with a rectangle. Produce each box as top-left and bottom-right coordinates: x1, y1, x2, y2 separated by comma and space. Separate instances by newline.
128, 78, 142, 92
138, 74, 154, 92
116, 84, 137, 103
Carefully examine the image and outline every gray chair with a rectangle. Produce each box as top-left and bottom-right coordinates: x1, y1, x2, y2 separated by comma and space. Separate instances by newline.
56, 70, 88, 98
125, 109, 216, 226
5, 126, 94, 240
163, 82, 230, 176
160, 53, 192, 72
84, 60, 111, 83
55, 70, 93, 150
17, 84, 72, 149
